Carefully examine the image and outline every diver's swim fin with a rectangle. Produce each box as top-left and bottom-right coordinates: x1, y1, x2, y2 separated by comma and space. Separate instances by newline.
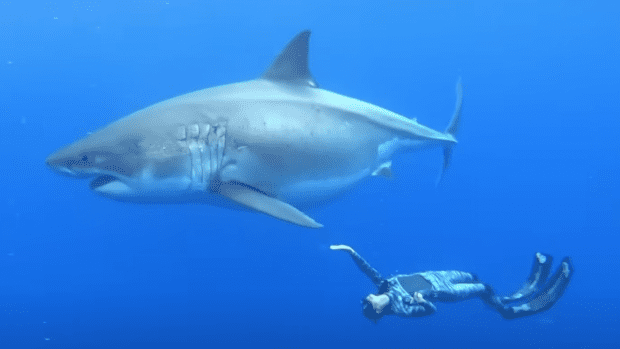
503, 252, 553, 303
502, 257, 573, 319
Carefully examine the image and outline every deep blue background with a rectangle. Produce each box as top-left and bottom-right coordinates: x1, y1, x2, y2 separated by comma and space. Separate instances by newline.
1, 1, 618, 348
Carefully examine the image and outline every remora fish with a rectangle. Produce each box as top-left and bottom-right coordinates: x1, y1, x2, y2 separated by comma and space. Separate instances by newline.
46, 31, 463, 228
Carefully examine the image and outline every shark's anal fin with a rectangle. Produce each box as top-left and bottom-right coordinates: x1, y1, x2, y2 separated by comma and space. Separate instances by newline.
218, 182, 323, 229
261, 30, 319, 87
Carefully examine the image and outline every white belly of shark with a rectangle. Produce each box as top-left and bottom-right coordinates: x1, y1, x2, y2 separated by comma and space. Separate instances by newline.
45, 30, 463, 228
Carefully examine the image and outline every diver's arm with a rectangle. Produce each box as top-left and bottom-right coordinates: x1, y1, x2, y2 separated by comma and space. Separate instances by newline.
410, 292, 437, 316
393, 292, 437, 317
330, 245, 384, 287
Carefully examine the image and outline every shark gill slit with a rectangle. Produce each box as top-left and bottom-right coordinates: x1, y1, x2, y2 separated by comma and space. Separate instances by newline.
182, 123, 226, 191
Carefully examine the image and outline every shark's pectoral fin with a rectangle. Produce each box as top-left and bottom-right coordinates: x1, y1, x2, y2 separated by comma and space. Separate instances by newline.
218, 182, 323, 229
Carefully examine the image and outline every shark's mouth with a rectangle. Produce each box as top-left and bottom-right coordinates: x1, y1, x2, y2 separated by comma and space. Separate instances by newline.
89, 174, 134, 196
89, 175, 120, 191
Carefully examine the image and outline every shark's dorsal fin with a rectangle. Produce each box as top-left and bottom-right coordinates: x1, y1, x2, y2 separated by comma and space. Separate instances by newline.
261, 30, 318, 88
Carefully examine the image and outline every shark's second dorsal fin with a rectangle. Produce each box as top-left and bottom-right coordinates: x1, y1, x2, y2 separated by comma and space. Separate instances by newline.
261, 30, 318, 88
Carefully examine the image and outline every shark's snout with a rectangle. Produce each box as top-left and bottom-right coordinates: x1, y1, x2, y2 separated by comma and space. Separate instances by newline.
45, 151, 59, 168
45, 149, 93, 178
46, 152, 75, 177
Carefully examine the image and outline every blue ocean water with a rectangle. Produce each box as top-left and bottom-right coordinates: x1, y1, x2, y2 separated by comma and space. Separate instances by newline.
1, 1, 618, 348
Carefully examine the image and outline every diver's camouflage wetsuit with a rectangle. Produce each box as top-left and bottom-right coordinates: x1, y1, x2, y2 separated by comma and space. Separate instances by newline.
347, 249, 573, 319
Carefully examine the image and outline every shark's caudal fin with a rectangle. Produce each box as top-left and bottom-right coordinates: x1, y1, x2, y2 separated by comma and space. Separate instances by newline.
436, 78, 463, 185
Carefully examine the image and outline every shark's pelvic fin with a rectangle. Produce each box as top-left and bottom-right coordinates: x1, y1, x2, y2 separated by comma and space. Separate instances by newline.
436, 78, 463, 185
372, 161, 393, 179
218, 182, 323, 228
261, 30, 319, 88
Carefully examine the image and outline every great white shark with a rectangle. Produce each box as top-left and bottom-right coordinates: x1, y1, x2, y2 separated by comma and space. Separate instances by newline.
46, 31, 463, 228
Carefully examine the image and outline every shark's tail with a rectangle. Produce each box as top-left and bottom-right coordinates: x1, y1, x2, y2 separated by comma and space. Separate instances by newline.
436, 78, 463, 185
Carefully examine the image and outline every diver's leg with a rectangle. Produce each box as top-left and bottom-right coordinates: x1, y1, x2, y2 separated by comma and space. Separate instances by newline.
503, 252, 553, 303
423, 271, 498, 303
424, 271, 534, 315
421, 270, 476, 288
499, 257, 573, 319
429, 279, 489, 302
447, 271, 479, 284
448, 283, 488, 301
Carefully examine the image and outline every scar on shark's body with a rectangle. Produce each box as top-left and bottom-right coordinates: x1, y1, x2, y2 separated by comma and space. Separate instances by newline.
46, 31, 463, 228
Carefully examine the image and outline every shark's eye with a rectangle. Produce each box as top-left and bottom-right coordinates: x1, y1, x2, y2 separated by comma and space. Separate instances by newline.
82, 155, 89, 162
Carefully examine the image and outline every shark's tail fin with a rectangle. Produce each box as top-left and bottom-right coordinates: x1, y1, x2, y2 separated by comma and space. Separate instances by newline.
436, 78, 463, 186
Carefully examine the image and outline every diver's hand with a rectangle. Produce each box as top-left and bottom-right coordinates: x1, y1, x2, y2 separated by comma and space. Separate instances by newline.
330, 245, 355, 254
413, 292, 426, 304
